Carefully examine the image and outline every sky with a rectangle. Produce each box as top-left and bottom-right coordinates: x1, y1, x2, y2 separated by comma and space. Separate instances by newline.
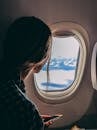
52, 36, 79, 59
35, 36, 80, 90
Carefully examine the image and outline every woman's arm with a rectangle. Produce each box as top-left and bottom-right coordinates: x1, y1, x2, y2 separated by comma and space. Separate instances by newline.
0, 80, 44, 130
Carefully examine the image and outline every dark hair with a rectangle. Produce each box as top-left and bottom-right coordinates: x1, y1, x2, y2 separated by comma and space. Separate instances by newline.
4, 16, 51, 68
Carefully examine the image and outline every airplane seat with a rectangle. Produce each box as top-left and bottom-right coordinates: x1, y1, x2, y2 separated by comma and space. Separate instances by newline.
63, 114, 97, 129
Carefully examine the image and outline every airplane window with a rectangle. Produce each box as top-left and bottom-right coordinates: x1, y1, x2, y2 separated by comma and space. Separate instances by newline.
34, 34, 79, 91
34, 22, 87, 101
91, 42, 97, 90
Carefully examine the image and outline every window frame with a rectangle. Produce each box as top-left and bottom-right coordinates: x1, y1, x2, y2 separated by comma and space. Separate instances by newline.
34, 22, 88, 103
91, 42, 97, 90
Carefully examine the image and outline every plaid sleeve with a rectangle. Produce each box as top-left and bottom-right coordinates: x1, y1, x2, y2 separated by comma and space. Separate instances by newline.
0, 80, 44, 130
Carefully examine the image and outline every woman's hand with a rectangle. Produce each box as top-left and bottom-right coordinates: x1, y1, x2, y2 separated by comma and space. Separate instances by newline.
41, 115, 53, 127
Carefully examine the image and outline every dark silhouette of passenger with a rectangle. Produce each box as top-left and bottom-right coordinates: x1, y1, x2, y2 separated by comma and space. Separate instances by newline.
0, 16, 51, 130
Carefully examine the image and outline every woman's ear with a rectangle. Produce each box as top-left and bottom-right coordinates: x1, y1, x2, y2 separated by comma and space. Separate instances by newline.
21, 65, 35, 80
32, 64, 42, 73
21, 62, 43, 80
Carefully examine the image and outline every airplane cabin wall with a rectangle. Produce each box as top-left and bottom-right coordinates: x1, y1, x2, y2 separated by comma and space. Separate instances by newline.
0, 0, 97, 127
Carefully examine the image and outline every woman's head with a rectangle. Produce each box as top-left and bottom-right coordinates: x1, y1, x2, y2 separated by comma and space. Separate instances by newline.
3, 16, 52, 79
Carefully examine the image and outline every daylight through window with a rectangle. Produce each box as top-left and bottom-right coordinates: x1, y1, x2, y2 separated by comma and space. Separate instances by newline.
34, 33, 80, 91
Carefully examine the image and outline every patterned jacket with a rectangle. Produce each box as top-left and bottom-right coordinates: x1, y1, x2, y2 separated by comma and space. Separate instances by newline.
0, 80, 44, 130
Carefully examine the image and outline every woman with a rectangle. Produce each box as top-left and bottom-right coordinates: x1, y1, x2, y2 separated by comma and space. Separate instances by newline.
0, 16, 52, 130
